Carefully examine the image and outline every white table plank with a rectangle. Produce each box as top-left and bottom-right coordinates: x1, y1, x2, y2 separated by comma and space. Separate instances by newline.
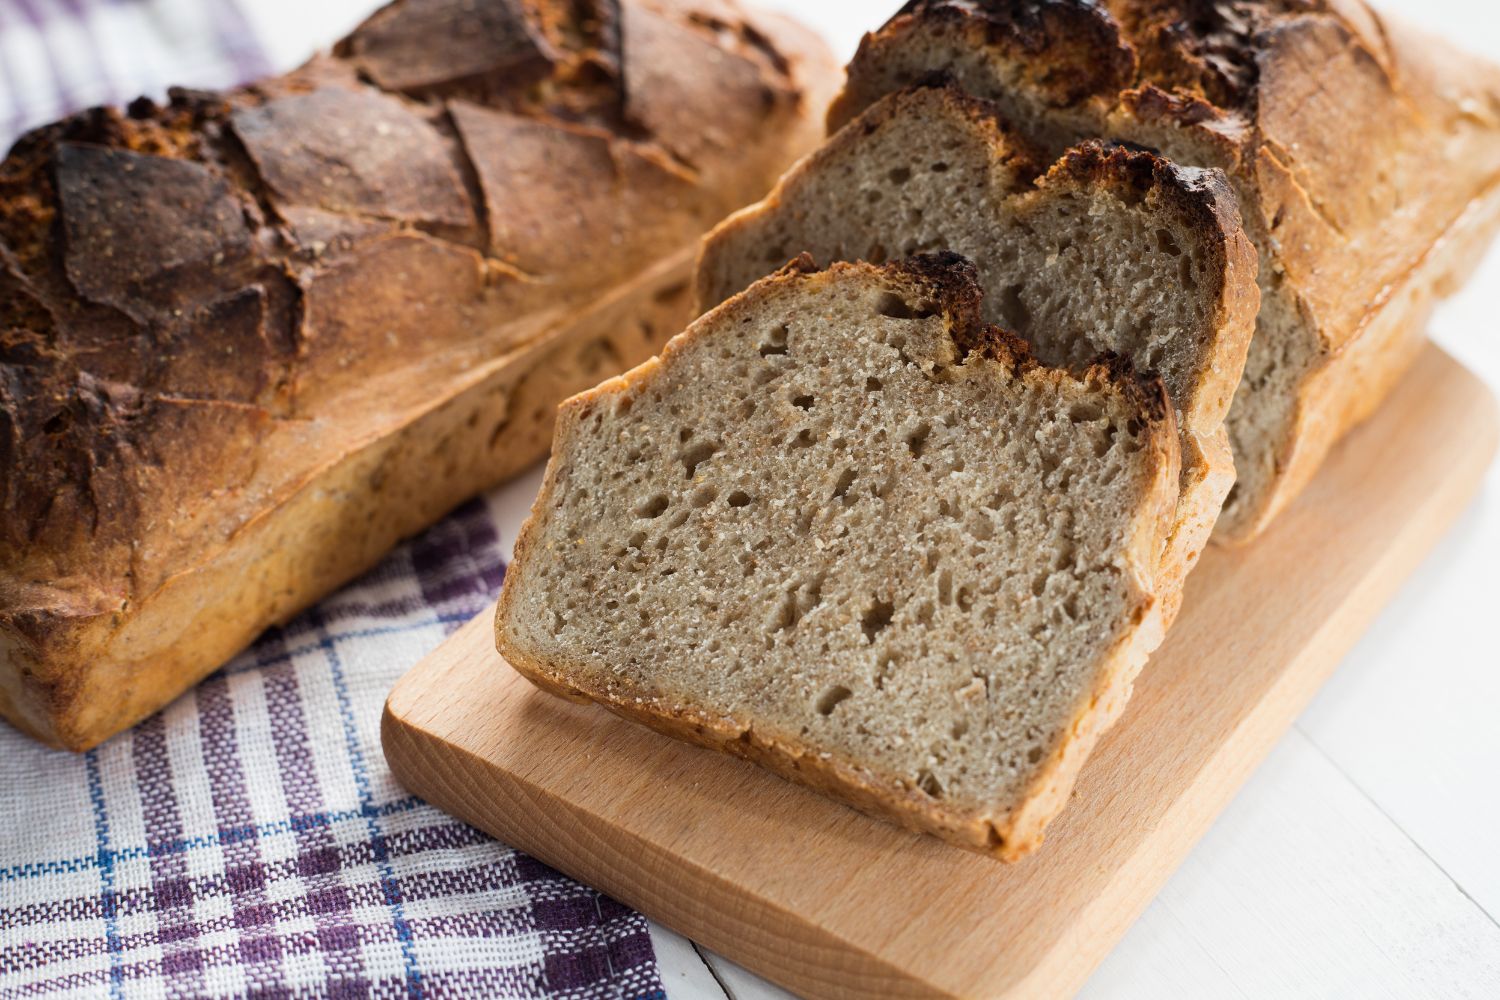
701, 952, 800, 1000
649, 922, 737, 999
1081, 732, 1500, 1000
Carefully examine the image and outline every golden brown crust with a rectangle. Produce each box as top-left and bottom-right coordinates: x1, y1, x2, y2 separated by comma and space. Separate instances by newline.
0, 0, 839, 749
831, 0, 1500, 540
496, 255, 1181, 859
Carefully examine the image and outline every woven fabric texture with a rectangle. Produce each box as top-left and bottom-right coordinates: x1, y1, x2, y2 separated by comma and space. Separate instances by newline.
1, 499, 664, 999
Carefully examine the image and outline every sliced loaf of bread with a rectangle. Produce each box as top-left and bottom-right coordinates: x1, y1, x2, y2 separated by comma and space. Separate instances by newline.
496, 254, 1181, 860
825, 0, 1500, 541
696, 84, 1257, 612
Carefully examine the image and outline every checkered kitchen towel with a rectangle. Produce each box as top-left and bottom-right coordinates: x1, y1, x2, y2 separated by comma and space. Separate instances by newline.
1, 498, 664, 999
1, 2, 665, 997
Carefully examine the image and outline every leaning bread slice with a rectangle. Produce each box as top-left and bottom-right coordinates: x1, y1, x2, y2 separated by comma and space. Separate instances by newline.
697, 84, 1257, 615
826, 0, 1500, 542
496, 254, 1180, 860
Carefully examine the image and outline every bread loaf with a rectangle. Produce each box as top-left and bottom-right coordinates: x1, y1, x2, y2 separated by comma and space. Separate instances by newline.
496, 254, 1180, 860
0, 0, 839, 750
696, 84, 1258, 614
827, 0, 1500, 540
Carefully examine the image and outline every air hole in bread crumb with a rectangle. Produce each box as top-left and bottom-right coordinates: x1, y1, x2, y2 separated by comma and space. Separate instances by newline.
792, 428, 817, 449
906, 421, 932, 458
865, 376, 883, 392
876, 293, 932, 321
759, 325, 790, 357
727, 490, 752, 508
931, 161, 950, 173
888, 166, 912, 185
1027, 746, 1045, 765
792, 393, 815, 410
999, 283, 1032, 337
815, 685, 853, 716
1069, 402, 1102, 423
680, 442, 719, 478
937, 568, 953, 605
832, 468, 857, 504
691, 486, 718, 509
861, 599, 894, 642
636, 494, 669, 519
917, 770, 944, 799
1155, 228, 1182, 257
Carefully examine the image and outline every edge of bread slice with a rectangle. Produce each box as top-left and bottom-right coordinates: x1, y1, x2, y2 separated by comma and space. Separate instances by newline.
695, 84, 1257, 619
496, 253, 1181, 860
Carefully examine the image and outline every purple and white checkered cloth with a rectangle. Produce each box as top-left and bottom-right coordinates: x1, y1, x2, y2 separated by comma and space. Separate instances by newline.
1, 496, 665, 999
0, 3, 665, 996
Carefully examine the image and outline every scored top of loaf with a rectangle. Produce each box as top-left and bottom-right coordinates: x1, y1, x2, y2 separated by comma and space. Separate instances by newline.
0, 0, 825, 638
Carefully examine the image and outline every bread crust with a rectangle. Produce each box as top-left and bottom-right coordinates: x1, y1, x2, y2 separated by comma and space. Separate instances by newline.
696, 84, 1257, 623
0, 0, 840, 749
830, 0, 1500, 541
497, 256, 1181, 860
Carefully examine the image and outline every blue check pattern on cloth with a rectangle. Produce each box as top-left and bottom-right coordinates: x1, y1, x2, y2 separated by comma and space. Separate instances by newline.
0, 2, 665, 996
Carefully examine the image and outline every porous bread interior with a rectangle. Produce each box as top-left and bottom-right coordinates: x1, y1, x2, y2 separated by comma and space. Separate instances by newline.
503, 267, 1164, 821
701, 89, 1225, 452
831, 31, 1313, 537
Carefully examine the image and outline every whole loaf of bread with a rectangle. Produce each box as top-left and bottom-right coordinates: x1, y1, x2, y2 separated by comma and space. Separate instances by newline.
0, 0, 838, 749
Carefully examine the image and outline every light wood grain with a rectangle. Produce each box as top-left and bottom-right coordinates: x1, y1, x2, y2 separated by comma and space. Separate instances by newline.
383, 344, 1497, 1000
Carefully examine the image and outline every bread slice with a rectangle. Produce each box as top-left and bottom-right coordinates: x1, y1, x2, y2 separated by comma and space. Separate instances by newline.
496, 254, 1181, 860
825, 0, 1500, 541
697, 85, 1257, 615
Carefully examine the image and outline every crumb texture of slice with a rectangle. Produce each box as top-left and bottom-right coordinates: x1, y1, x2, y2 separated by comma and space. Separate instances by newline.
697, 84, 1257, 597
826, 0, 1500, 541
497, 255, 1179, 859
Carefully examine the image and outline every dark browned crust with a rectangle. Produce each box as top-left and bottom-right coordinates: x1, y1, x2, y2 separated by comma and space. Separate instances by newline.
894, 0, 1138, 105
1045, 136, 1244, 290
334, 0, 560, 95
0, 0, 824, 748
230, 88, 475, 229
878, 1, 1326, 112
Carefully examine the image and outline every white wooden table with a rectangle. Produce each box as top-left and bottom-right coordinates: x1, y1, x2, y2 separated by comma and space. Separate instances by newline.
247, 1, 1500, 996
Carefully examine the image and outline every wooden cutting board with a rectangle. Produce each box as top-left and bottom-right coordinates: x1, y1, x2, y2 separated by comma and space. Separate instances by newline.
383, 343, 1497, 1000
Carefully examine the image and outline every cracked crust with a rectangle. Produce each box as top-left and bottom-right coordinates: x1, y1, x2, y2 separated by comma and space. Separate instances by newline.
496, 255, 1180, 860
831, 0, 1500, 540
0, 0, 840, 749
